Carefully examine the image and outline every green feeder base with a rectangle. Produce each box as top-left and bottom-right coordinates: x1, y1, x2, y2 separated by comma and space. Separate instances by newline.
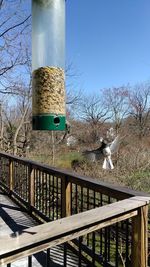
32, 114, 66, 131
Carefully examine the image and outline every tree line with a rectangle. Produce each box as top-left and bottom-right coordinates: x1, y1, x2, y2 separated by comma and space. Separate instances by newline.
0, 0, 150, 157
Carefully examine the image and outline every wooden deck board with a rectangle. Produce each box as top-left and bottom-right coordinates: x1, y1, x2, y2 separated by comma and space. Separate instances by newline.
0, 190, 38, 236
0, 190, 86, 267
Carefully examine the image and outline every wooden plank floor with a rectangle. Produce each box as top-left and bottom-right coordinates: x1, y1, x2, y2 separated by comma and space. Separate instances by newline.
0, 190, 87, 267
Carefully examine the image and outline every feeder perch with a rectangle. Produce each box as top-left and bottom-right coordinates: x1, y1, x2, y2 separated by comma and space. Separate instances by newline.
32, 0, 66, 130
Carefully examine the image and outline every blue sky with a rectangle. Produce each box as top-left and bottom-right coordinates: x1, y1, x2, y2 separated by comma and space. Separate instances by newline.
66, 0, 150, 94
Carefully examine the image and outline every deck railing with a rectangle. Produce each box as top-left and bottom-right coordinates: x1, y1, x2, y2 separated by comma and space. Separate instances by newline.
0, 152, 150, 267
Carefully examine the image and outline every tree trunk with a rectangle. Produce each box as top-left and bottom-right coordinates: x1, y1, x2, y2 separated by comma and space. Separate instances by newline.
13, 105, 29, 155
0, 103, 4, 150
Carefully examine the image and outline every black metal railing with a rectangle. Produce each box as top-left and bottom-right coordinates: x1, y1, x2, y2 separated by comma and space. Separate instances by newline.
0, 152, 150, 267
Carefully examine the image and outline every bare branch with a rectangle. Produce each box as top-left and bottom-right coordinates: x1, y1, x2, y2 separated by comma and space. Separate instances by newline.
0, 15, 12, 29
0, 15, 31, 38
0, 0, 3, 9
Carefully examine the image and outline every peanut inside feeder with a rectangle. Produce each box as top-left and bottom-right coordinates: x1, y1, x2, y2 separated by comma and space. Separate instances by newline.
32, 67, 65, 114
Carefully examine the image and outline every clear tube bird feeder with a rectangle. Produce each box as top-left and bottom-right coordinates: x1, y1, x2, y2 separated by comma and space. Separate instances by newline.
32, 0, 66, 130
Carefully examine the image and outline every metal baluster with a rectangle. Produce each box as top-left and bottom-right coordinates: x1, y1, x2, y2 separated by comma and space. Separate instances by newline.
125, 219, 129, 266
70, 182, 72, 215
33, 168, 35, 208
87, 188, 89, 246
64, 243, 67, 267
22, 165, 24, 199
58, 178, 61, 218
79, 236, 82, 267
79, 186, 83, 266
34, 168, 36, 208
28, 255, 32, 267
13, 162, 16, 193
61, 178, 63, 218
42, 172, 44, 213
46, 248, 50, 267
87, 188, 89, 211
39, 170, 41, 211
115, 222, 119, 267
40, 171, 43, 212
92, 190, 96, 266
49, 174, 51, 219
92, 231, 96, 266
45, 173, 48, 216
100, 194, 103, 255
75, 184, 78, 214
107, 196, 111, 262
20, 164, 22, 198
104, 227, 108, 266
34, 169, 38, 209
56, 177, 58, 219
52, 175, 55, 220
26, 165, 28, 201
39, 170, 41, 210
81, 186, 83, 212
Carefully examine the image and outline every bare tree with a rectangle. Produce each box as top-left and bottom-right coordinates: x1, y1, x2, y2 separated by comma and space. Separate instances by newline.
0, 0, 31, 95
128, 84, 150, 139
80, 95, 110, 142
103, 87, 129, 134
0, 45, 31, 155
0, 102, 4, 149
65, 62, 83, 119
13, 94, 31, 155
0, 0, 32, 155
2, 83, 31, 155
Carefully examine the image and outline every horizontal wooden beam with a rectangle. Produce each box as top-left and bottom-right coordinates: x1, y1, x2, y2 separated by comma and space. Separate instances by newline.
0, 196, 149, 266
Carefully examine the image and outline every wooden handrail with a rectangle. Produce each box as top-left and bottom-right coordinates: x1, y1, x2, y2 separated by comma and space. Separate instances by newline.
0, 196, 149, 266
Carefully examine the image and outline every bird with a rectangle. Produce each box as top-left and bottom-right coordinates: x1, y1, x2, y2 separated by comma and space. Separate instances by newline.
82, 136, 120, 170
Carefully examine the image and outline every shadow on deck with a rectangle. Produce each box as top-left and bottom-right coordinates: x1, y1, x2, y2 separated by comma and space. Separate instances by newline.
0, 190, 85, 267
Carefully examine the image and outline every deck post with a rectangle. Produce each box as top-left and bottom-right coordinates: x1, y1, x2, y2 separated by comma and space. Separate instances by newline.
131, 205, 148, 267
28, 164, 35, 209
62, 176, 71, 218
9, 158, 13, 193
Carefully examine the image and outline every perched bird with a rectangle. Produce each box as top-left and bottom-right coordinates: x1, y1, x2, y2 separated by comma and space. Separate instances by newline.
82, 136, 120, 170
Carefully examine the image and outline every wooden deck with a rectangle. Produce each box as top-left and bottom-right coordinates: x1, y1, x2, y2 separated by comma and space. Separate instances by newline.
0, 190, 87, 267
0, 152, 149, 267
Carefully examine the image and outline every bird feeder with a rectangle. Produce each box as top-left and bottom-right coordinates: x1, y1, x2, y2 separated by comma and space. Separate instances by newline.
32, 0, 66, 130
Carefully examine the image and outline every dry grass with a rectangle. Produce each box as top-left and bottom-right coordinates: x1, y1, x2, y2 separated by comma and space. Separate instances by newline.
29, 135, 150, 194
